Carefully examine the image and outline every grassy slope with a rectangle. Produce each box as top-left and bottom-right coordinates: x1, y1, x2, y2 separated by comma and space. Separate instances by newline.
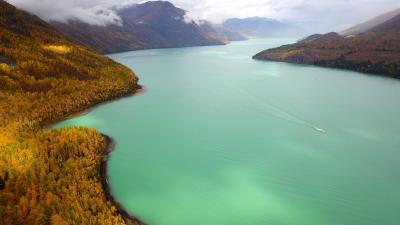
0, 1, 140, 224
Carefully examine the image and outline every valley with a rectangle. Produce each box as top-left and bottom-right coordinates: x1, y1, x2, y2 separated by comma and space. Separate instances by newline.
1, 1, 400, 225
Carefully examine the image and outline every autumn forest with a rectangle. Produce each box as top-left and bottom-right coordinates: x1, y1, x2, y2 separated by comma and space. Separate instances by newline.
0, 1, 141, 224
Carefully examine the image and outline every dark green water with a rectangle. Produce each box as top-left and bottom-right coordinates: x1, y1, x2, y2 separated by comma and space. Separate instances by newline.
56, 39, 400, 225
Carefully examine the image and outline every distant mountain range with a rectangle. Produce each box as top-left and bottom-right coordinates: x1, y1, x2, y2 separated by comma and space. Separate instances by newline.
253, 9, 400, 78
223, 17, 303, 38
52, 1, 226, 53
198, 20, 248, 42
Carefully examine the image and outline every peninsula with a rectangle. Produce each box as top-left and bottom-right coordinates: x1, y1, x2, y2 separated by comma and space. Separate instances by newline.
253, 12, 400, 77
0, 1, 141, 224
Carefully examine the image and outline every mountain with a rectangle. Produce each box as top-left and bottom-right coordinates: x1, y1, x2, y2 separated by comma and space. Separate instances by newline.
297, 34, 323, 43
199, 20, 248, 42
368, 13, 400, 33
222, 17, 301, 38
0, 0, 141, 224
341, 8, 400, 36
253, 14, 400, 78
52, 1, 225, 53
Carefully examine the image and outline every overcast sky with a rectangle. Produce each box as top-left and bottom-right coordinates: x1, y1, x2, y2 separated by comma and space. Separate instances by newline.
7, 0, 400, 32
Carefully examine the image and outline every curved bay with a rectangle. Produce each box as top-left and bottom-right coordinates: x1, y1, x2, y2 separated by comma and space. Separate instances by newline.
56, 39, 400, 225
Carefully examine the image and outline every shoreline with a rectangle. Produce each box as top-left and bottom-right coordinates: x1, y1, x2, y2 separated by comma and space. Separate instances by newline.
44, 85, 145, 129
105, 42, 228, 55
47, 84, 146, 225
252, 52, 399, 79
101, 135, 147, 225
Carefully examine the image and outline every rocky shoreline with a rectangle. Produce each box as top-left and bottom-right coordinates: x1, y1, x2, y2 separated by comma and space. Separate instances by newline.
101, 135, 147, 225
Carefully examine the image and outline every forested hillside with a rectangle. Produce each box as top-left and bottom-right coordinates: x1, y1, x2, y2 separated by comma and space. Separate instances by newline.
0, 0, 141, 224
253, 14, 400, 77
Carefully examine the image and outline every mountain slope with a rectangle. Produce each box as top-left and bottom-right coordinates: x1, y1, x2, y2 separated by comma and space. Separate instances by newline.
341, 8, 400, 36
52, 1, 225, 53
51, 20, 145, 54
198, 20, 248, 42
368, 13, 400, 33
253, 15, 400, 77
0, 0, 141, 224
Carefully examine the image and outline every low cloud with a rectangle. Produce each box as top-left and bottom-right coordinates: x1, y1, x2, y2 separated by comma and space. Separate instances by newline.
6, 0, 400, 30
172, 0, 400, 27
7, 0, 138, 26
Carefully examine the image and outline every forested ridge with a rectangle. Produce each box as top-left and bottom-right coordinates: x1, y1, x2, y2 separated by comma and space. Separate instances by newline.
253, 15, 400, 77
0, 1, 140, 224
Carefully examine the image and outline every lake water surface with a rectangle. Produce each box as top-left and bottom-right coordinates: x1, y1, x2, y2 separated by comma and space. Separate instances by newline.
56, 39, 400, 225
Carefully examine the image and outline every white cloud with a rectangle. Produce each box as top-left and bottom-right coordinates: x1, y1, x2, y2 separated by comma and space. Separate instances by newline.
172, 0, 400, 27
6, 0, 400, 30
7, 0, 138, 26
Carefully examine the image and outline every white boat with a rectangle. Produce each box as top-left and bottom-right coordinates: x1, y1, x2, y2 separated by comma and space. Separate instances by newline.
314, 127, 327, 133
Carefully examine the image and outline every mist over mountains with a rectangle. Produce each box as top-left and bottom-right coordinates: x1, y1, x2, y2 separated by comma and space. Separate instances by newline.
50, 1, 305, 53
4, 0, 400, 55
7, 0, 400, 32
222, 17, 307, 38
341, 8, 400, 36
51, 1, 227, 53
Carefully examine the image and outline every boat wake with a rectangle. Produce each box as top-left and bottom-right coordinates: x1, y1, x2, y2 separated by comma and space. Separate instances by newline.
230, 85, 327, 134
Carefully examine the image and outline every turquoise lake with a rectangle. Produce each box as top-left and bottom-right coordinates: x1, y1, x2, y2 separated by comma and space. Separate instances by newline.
56, 39, 400, 225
